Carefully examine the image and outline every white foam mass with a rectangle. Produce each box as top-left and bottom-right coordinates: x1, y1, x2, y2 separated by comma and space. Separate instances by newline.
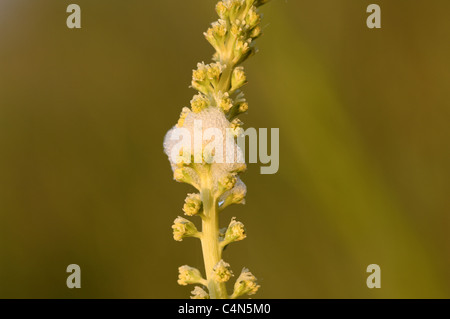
164, 107, 246, 188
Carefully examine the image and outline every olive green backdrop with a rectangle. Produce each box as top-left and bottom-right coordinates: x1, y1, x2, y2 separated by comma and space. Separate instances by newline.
0, 0, 449, 298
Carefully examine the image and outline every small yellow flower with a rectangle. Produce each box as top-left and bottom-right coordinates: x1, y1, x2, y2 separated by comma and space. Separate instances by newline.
219, 173, 237, 191
207, 62, 225, 81
214, 91, 233, 113
192, 62, 207, 82
231, 24, 241, 37
204, 27, 216, 47
216, 2, 228, 19
177, 265, 206, 286
190, 94, 210, 113
236, 39, 250, 54
231, 67, 247, 91
218, 177, 247, 210
213, 260, 233, 283
172, 216, 200, 241
238, 101, 249, 113
250, 25, 262, 38
183, 193, 202, 216
231, 267, 260, 298
230, 118, 244, 137
246, 8, 260, 27
220, 98, 233, 113
224, 217, 246, 243
212, 19, 227, 38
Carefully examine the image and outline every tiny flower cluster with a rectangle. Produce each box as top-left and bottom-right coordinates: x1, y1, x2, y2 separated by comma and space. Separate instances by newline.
164, 0, 268, 299
221, 217, 247, 247
177, 265, 207, 286
208, 0, 266, 65
231, 268, 260, 298
172, 217, 200, 242
191, 62, 226, 97
182, 193, 202, 217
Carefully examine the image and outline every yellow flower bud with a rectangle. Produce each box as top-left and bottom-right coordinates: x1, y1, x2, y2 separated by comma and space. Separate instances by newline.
216, 1, 228, 19
231, 268, 260, 298
213, 260, 233, 283
231, 67, 247, 91
236, 39, 250, 53
250, 25, 262, 38
212, 19, 227, 38
219, 173, 237, 191
204, 28, 216, 48
192, 62, 207, 82
238, 102, 249, 113
219, 98, 233, 112
218, 177, 247, 210
172, 216, 199, 242
183, 193, 202, 216
230, 118, 244, 137
246, 8, 260, 27
231, 24, 241, 37
190, 94, 210, 113
177, 265, 206, 286
207, 62, 225, 81
224, 217, 246, 243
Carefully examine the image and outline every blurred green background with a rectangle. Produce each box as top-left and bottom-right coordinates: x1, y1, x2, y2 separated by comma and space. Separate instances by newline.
0, 0, 449, 298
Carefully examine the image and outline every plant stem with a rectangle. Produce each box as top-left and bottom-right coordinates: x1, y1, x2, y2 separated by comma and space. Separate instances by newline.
200, 185, 228, 299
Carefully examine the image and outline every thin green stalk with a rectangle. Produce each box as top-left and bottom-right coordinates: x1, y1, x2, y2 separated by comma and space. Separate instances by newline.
200, 187, 227, 299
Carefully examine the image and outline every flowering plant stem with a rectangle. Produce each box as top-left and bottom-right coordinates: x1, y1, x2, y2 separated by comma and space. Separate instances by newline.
164, 0, 269, 299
